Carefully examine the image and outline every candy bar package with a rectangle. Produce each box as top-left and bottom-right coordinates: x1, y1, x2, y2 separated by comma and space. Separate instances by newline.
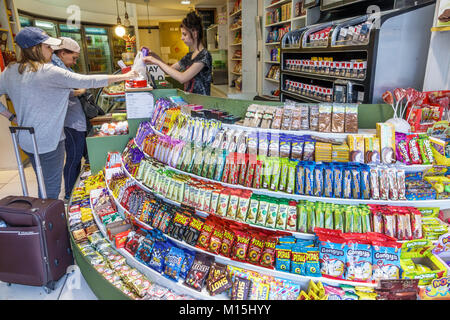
395, 133, 411, 165
163, 246, 185, 281
184, 253, 215, 292
318, 103, 333, 132
331, 103, 346, 133
344, 104, 359, 133
231, 276, 252, 300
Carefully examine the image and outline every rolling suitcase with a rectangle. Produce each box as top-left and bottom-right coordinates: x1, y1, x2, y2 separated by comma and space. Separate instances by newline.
0, 127, 74, 293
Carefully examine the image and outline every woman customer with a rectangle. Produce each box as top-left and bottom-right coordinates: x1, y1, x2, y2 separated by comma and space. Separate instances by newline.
0, 27, 137, 199
142, 11, 212, 95
51, 37, 89, 201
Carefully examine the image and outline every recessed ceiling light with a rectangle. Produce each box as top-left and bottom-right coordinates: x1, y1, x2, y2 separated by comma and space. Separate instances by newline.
181, 0, 191, 4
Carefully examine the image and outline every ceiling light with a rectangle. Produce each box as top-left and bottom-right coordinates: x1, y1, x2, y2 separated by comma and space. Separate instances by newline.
123, 0, 131, 27
181, 0, 191, 4
115, 25, 126, 37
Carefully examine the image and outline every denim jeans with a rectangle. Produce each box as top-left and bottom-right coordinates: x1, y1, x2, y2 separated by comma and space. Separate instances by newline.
24, 140, 65, 200
63, 127, 86, 199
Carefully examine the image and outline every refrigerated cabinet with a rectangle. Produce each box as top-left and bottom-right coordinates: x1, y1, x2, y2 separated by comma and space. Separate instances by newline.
59, 24, 87, 74
84, 27, 113, 74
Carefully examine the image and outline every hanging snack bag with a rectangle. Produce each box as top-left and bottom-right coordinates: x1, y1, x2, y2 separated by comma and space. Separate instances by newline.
344, 234, 373, 283
275, 243, 292, 272
291, 244, 308, 275
260, 234, 278, 269
370, 239, 402, 281
231, 229, 252, 262
246, 232, 266, 265
208, 224, 224, 255
305, 247, 321, 277
220, 226, 236, 258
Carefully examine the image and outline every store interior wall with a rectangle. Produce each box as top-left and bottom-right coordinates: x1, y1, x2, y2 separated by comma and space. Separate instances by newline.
158, 22, 189, 64
138, 21, 162, 58
423, 3, 450, 91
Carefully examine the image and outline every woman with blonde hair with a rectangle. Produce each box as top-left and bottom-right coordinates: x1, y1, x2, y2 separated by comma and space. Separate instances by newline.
0, 27, 137, 199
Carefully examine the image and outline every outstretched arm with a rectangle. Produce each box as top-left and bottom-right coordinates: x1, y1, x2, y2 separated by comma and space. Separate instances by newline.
143, 56, 204, 84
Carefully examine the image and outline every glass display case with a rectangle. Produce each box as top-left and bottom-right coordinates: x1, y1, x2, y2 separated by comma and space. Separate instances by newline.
84, 27, 113, 74
33, 20, 57, 37
59, 24, 87, 74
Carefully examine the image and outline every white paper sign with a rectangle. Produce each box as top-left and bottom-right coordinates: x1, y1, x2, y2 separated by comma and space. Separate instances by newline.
147, 64, 165, 81
125, 91, 154, 119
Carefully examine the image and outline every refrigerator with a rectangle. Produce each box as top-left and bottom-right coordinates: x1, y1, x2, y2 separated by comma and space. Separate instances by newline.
84, 26, 113, 74
58, 24, 87, 74
111, 26, 136, 70
33, 19, 58, 37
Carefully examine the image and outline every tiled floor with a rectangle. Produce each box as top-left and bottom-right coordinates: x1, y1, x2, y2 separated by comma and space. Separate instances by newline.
0, 165, 98, 300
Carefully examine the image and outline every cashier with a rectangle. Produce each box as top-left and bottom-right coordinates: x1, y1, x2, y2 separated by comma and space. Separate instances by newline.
142, 11, 212, 96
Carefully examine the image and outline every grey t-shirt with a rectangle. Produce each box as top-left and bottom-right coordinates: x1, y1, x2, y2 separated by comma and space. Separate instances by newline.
0, 63, 108, 154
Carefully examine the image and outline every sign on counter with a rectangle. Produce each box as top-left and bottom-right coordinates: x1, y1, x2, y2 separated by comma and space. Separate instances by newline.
125, 91, 154, 119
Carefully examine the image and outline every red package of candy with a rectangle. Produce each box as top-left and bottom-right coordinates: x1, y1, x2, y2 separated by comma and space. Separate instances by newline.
252, 159, 263, 189
195, 218, 215, 250
246, 232, 265, 265
207, 223, 224, 255
409, 208, 423, 239
406, 134, 422, 165
231, 227, 252, 262
259, 234, 278, 269
220, 225, 236, 258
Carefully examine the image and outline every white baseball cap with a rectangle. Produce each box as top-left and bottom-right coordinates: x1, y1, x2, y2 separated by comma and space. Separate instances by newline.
51, 37, 81, 53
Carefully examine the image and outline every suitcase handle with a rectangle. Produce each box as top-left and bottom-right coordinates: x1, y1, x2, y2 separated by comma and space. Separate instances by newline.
9, 126, 35, 134
6, 198, 34, 208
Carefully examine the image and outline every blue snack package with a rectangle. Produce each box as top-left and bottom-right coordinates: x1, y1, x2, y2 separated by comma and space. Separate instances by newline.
135, 235, 156, 266
290, 244, 307, 275
304, 162, 315, 196
333, 163, 343, 198
345, 240, 373, 282
313, 163, 324, 197
275, 244, 292, 273
180, 248, 196, 280
295, 161, 305, 195
148, 240, 171, 273
371, 240, 402, 281
360, 165, 371, 200
350, 166, 361, 199
323, 163, 334, 198
318, 237, 347, 280
278, 236, 297, 244
163, 246, 186, 282
305, 247, 321, 277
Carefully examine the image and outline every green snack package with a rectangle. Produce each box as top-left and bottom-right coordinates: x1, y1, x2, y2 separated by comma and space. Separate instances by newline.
361, 210, 372, 233
315, 203, 325, 229
261, 156, 272, 189
266, 199, 279, 228
278, 158, 290, 193
307, 205, 316, 233
200, 147, 213, 177
192, 147, 205, 176
353, 208, 362, 233
206, 149, 218, 179
334, 208, 344, 232
345, 209, 354, 233
256, 196, 270, 226
324, 207, 334, 229
246, 194, 260, 224
269, 158, 282, 191
297, 203, 308, 233
276, 200, 289, 230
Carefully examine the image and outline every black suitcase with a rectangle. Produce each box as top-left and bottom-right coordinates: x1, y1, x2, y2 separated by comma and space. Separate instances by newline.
0, 127, 74, 293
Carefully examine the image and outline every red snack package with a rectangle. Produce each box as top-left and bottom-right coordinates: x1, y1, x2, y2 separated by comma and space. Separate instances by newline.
220, 225, 236, 258
228, 153, 239, 185
409, 208, 423, 239
406, 134, 422, 165
238, 154, 249, 186
259, 234, 278, 269
383, 212, 397, 239
246, 232, 265, 265
231, 228, 252, 262
195, 218, 215, 250
207, 224, 224, 255
221, 153, 234, 183
252, 159, 263, 189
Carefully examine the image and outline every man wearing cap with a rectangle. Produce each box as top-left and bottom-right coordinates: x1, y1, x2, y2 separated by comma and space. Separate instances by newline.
51, 37, 89, 202
0, 27, 137, 199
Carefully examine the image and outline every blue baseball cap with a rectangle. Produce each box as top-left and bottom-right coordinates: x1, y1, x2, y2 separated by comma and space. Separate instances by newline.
15, 27, 62, 49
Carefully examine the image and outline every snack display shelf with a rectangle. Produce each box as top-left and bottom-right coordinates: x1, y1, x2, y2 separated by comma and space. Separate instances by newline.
266, 42, 281, 46
230, 9, 242, 18
281, 89, 326, 103
133, 139, 450, 209
266, 19, 291, 28
91, 188, 226, 300
264, 0, 291, 10
281, 69, 367, 84
120, 150, 313, 239
106, 167, 379, 289
265, 78, 280, 83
